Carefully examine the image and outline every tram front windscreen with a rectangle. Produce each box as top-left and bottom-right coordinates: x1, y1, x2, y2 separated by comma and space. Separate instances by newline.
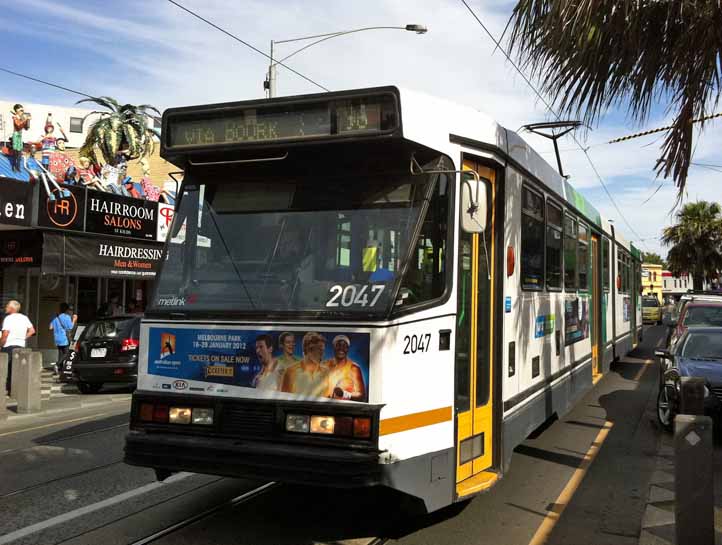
150, 164, 448, 318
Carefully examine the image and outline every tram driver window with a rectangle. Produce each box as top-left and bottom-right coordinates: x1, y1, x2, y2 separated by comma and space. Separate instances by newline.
521, 187, 544, 290
564, 213, 578, 290
546, 201, 563, 289
397, 175, 449, 306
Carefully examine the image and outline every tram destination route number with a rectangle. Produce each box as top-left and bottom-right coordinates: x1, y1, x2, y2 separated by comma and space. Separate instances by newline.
166, 94, 397, 148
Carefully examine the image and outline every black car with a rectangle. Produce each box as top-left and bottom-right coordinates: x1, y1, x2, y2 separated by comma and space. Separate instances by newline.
72, 315, 141, 394
655, 326, 722, 430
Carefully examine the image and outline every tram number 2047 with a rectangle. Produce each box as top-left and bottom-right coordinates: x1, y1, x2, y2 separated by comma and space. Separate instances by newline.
326, 284, 385, 308
403, 333, 431, 354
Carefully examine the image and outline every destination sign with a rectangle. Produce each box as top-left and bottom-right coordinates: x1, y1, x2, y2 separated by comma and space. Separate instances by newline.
165, 93, 398, 148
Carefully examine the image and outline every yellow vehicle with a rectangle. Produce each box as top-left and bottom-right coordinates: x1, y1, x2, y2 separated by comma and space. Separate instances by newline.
642, 296, 662, 324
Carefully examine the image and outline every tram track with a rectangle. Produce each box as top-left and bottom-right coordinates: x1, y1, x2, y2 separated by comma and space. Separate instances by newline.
0, 459, 124, 499
0, 422, 129, 457
124, 481, 278, 545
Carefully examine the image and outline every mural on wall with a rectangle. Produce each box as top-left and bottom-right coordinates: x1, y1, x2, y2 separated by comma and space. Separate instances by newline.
565, 296, 590, 346
2, 98, 175, 206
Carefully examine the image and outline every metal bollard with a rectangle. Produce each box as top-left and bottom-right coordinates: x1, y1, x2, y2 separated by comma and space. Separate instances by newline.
674, 414, 714, 545
14, 350, 42, 414
679, 377, 706, 415
0, 353, 7, 422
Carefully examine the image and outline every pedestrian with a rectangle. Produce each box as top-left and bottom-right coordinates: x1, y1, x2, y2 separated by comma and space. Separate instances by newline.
1, 300, 35, 395
49, 303, 77, 375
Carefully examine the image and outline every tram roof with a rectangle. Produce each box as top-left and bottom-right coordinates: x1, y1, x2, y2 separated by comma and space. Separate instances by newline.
397, 87, 636, 252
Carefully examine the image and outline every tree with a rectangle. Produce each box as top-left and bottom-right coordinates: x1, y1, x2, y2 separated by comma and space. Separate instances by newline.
77, 97, 160, 166
662, 201, 722, 289
641, 252, 665, 267
507, 1, 722, 198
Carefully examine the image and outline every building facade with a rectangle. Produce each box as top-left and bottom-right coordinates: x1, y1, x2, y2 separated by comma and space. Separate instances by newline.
641, 263, 664, 302
661, 270, 694, 301
1, 98, 177, 365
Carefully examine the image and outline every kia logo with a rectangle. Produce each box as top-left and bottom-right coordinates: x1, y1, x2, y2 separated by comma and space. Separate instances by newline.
47, 189, 78, 228
173, 380, 188, 390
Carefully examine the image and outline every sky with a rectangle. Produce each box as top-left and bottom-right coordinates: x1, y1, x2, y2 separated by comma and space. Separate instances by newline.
3, 0, 721, 257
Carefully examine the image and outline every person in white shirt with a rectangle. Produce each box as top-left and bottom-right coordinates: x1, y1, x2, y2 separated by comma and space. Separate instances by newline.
1, 300, 35, 394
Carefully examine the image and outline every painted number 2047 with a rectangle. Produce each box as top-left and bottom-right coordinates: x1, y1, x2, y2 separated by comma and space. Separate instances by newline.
403, 333, 432, 354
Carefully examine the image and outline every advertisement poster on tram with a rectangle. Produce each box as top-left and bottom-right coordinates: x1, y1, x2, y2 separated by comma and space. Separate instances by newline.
146, 327, 370, 402
564, 297, 589, 346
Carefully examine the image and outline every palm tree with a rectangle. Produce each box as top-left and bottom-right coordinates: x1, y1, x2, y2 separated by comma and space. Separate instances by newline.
662, 201, 722, 289
77, 97, 160, 166
507, 1, 722, 197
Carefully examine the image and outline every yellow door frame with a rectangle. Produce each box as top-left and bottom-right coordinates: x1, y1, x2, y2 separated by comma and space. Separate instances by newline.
591, 235, 602, 379
456, 160, 497, 497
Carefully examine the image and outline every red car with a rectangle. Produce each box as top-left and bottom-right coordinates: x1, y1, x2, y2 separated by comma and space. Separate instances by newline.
669, 300, 722, 349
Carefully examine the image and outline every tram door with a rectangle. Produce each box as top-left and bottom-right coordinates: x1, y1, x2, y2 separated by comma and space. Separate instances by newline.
455, 159, 496, 496
591, 235, 602, 378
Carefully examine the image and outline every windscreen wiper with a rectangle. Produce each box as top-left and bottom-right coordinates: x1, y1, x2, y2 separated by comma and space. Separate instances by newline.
206, 205, 256, 310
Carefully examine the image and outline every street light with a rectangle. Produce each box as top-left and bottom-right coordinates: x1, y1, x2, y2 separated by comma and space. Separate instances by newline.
264, 24, 428, 98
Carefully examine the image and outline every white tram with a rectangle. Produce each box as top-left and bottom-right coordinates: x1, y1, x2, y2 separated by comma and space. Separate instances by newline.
125, 87, 642, 511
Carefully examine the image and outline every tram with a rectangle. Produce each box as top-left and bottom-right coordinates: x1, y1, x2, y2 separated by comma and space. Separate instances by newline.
124, 86, 642, 512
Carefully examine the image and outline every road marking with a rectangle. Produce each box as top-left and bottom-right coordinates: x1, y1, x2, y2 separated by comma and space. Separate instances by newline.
633, 361, 651, 382
0, 413, 109, 438
0, 473, 193, 545
526, 421, 614, 545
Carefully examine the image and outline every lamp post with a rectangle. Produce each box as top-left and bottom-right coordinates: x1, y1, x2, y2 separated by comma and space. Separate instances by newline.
264, 24, 428, 98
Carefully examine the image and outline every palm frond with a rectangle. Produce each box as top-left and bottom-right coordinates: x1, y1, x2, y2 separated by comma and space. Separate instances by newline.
507, 0, 722, 197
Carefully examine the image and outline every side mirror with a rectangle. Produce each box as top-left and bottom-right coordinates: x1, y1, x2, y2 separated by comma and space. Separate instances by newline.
655, 349, 671, 359
460, 171, 488, 233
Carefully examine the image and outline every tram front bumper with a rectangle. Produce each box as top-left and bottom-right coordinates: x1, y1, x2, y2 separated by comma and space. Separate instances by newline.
124, 430, 382, 487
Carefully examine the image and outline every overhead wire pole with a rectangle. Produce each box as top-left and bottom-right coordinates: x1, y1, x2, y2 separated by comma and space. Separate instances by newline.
458, 0, 648, 250
165, 0, 330, 93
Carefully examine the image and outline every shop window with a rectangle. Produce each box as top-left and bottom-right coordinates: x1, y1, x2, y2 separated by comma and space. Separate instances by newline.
521, 186, 544, 290
578, 223, 589, 290
546, 201, 562, 289
69, 117, 83, 133
564, 213, 577, 290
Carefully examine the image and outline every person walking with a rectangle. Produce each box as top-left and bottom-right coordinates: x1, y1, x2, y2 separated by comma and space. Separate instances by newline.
49, 303, 77, 375
1, 300, 35, 395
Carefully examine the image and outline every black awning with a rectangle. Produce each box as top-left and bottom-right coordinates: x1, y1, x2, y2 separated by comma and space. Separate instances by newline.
42, 232, 163, 279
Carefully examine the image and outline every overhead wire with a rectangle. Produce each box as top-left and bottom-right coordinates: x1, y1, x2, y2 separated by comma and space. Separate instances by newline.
0, 65, 163, 123
458, 0, 648, 250
165, 0, 330, 92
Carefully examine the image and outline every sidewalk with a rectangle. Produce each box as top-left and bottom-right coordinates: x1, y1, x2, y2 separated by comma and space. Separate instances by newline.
3, 369, 132, 428
639, 413, 722, 543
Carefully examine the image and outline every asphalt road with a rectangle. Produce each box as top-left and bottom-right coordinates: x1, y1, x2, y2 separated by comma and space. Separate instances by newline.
0, 327, 670, 545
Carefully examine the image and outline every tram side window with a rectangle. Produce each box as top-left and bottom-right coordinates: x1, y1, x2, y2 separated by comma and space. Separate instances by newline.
546, 201, 563, 289
617, 250, 624, 293
564, 213, 578, 290
602, 237, 610, 291
578, 223, 589, 291
521, 187, 545, 291
397, 175, 449, 306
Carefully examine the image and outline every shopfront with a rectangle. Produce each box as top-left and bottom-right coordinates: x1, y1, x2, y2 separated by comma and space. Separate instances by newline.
0, 179, 168, 363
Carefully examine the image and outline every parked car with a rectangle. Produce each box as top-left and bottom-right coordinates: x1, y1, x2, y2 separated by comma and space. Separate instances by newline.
667, 300, 722, 349
72, 315, 140, 394
655, 327, 722, 430
642, 296, 662, 325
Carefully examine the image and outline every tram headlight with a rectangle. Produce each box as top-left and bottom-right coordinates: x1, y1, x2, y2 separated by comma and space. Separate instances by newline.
191, 407, 214, 425
169, 407, 192, 424
310, 416, 335, 434
286, 414, 310, 433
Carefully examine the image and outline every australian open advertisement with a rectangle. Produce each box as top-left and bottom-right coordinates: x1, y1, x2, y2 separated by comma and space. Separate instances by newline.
143, 326, 370, 402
